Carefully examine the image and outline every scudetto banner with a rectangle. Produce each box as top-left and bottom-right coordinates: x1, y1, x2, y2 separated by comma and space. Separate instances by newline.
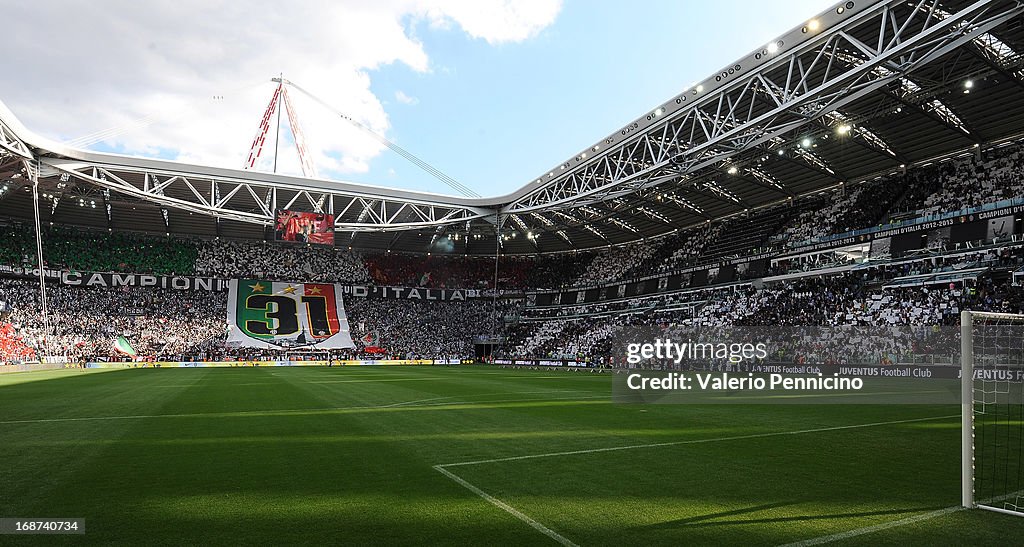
226, 279, 355, 350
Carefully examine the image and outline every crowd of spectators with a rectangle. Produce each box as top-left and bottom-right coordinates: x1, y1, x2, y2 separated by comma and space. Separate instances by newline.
779, 178, 904, 245
3, 248, 1024, 365
575, 243, 659, 286
194, 239, 371, 284
2, 141, 1024, 296
779, 142, 1024, 248
896, 145, 1024, 216
5, 140, 1024, 365
0, 323, 35, 362
345, 298, 499, 360
657, 224, 722, 273
363, 253, 594, 290
0, 277, 501, 363
0, 279, 227, 362
365, 254, 491, 288
504, 245, 1024, 362
0, 225, 197, 275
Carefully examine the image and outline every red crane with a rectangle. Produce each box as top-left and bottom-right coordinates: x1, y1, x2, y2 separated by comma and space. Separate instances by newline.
244, 76, 318, 178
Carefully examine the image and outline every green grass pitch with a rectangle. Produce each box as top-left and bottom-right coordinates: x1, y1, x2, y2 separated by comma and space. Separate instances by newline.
1, 365, 1022, 545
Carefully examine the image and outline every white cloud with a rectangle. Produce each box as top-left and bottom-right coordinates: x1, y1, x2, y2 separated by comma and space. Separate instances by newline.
421, 0, 563, 44
394, 90, 419, 105
1, 0, 561, 182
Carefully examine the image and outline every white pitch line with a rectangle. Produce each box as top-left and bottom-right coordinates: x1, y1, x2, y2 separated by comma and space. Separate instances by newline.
379, 396, 457, 408
379, 390, 597, 409
0, 394, 609, 425
433, 465, 579, 547
437, 414, 959, 467
433, 414, 959, 546
777, 506, 962, 547
774, 491, 1024, 547
780, 487, 1024, 546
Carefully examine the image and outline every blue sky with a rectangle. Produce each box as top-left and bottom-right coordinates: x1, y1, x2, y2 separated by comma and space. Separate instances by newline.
6, 0, 836, 198
351, 0, 836, 196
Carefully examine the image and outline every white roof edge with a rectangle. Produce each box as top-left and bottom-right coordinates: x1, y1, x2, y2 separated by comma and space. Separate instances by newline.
0, 98, 503, 209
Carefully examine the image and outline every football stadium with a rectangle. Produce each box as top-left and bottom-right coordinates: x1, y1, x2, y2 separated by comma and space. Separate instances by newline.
4, 0, 1024, 544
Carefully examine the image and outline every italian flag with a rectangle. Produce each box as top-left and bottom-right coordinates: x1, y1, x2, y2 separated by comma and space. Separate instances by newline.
112, 335, 137, 357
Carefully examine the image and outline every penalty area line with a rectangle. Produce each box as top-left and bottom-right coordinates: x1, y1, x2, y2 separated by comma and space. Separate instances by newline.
780, 487, 1024, 547
776, 505, 962, 546
437, 414, 959, 467
433, 415, 958, 546
433, 465, 578, 547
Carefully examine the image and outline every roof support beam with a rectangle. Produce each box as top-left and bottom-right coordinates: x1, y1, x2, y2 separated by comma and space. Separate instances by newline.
501, 0, 1024, 216
36, 157, 495, 232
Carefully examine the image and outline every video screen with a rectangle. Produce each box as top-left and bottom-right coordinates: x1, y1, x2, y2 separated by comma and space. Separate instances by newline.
274, 210, 335, 246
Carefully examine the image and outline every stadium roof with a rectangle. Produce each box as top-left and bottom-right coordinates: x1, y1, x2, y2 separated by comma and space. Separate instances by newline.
2, 0, 1024, 255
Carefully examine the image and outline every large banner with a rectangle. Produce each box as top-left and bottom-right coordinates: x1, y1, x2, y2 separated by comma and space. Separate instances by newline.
0, 266, 483, 300
790, 201, 1024, 253
0, 265, 228, 291
275, 210, 335, 246
227, 279, 355, 349
340, 285, 481, 301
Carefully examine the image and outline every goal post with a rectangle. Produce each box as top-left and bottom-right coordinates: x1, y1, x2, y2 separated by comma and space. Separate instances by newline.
961, 309, 1024, 516
962, 309, 973, 510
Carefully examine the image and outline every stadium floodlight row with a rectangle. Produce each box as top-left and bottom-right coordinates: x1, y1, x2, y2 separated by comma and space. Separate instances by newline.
3, 0, 1024, 255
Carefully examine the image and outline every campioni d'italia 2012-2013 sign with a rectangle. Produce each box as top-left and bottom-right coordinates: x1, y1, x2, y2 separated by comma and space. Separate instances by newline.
226, 279, 355, 349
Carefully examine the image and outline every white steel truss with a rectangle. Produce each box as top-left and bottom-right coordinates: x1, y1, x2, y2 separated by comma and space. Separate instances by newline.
0, 113, 31, 162
33, 158, 494, 232
500, 0, 1024, 216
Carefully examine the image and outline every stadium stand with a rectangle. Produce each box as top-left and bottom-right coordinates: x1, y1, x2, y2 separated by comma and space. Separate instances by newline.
896, 144, 1024, 216
575, 243, 660, 286
4, 140, 1024, 364
344, 298, 501, 360
778, 178, 905, 245
503, 244, 1024, 360
0, 279, 227, 362
363, 253, 592, 290
194, 239, 371, 284
0, 323, 35, 362
0, 277, 499, 362
0, 224, 197, 275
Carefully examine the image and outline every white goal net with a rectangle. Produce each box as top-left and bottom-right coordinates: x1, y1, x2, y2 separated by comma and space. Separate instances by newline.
962, 310, 1024, 516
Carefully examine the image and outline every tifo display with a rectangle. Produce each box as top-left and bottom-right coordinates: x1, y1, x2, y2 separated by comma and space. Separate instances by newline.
226, 279, 354, 349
